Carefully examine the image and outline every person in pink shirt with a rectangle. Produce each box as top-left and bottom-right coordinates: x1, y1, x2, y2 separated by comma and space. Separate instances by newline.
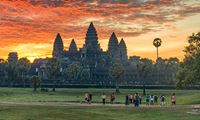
171, 93, 176, 105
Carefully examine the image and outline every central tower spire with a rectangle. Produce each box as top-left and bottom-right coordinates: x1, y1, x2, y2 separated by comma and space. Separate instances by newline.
85, 22, 100, 51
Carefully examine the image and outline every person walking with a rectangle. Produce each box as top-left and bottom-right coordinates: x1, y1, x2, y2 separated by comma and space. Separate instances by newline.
129, 94, 133, 104
89, 93, 92, 104
133, 93, 136, 104
139, 95, 142, 105
85, 92, 89, 104
101, 93, 106, 105
134, 93, 140, 107
110, 93, 115, 104
145, 94, 150, 105
154, 95, 158, 104
160, 95, 165, 106
125, 94, 129, 105
150, 95, 154, 105
171, 93, 176, 105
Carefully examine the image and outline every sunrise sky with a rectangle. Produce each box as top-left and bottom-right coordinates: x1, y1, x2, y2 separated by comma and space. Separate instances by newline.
0, 0, 200, 62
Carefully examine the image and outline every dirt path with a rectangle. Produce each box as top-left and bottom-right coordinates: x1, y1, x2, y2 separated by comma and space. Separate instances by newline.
0, 101, 196, 108
0, 101, 139, 107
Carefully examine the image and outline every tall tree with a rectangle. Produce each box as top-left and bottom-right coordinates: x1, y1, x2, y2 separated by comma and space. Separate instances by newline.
153, 38, 162, 60
64, 62, 82, 81
166, 57, 179, 84
137, 58, 153, 95
109, 62, 124, 93
176, 32, 200, 88
0, 59, 7, 85
6, 59, 18, 87
137, 58, 153, 83
17, 58, 31, 87
46, 58, 61, 92
31, 75, 41, 91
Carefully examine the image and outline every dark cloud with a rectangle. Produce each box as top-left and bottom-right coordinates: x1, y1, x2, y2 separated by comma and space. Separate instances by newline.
28, 0, 66, 7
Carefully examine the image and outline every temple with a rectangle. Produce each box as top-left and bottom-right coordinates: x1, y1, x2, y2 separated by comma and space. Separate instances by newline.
51, 22, 130, 84
52, 22, 128, 67
28, 22, 177, 86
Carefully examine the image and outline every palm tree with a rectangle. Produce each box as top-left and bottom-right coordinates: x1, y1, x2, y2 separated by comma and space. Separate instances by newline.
153, 38, 162, 85
153, 38, 162, 60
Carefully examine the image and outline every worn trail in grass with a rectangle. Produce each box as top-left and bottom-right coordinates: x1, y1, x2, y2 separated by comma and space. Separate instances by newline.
0, 104, 199, 120
0, 88, 199, 105
0, 88, 199, 120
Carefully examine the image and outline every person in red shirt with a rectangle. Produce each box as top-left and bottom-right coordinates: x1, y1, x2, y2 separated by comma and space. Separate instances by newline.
171, 93, 176, 105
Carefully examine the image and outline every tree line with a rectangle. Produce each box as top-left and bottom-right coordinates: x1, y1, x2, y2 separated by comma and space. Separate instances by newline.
0, 32, 199, 90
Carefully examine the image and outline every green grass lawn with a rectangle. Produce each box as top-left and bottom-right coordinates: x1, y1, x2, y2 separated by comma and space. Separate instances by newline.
0, 88, 199, 120
0, 105, 199, 120
0, 88, 199, 105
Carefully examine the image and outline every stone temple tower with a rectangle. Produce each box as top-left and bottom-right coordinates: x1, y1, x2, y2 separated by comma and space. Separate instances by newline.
83, 22, 101, 59
69, 39, 78, 54
119, 38, 128, 61
52, 33, 64, 58
108, 32, 120, 60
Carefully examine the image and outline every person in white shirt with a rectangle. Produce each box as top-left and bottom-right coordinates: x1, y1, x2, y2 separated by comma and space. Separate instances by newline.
101, 93, 106, 105
150, 95, 154, 105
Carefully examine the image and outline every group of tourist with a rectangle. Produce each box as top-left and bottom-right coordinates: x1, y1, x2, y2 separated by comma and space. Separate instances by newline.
101, 92, 116, 105
145, 94, 163, 105
84, 92, 176, 107
145, 93, 176, 106
125, 93, 142, 107
85, 92, 116, 104
125, 93, 172, 107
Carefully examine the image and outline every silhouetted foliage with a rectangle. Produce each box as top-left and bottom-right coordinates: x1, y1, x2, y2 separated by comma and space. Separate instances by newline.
176, 32, 200, 88
109, 62, 125, 92
6, 59, 18, 87
46, 58, 61, 91
17, 58, 31, 87
0, 59, 7, 85
31, 75, 41, 91
64, 62, 83, 81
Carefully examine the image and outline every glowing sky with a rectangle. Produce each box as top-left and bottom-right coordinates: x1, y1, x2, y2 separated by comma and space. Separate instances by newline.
0, 0, 200, 62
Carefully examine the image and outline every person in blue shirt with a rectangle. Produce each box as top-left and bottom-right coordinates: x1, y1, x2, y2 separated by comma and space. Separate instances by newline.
125, 94, 129, 105
134, 93, 140, 107
145, 94, 150, 105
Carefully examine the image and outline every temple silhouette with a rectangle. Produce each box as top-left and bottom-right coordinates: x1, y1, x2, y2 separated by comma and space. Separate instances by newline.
2, 22, 178, 87
50, 22, 131, 85
48, 22, 177, 86
53, 22, 128, 65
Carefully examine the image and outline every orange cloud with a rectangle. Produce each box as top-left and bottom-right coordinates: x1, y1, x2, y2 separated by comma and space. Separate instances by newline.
0, 0, 200, 62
